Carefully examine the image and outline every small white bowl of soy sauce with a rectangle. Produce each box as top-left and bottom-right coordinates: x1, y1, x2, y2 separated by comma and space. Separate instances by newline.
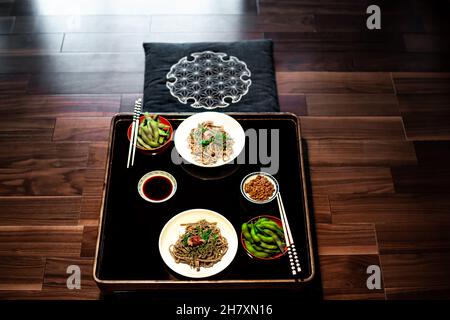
138, 171, 177, 203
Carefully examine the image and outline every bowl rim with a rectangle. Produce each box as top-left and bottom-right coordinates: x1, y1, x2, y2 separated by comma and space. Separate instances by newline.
240, 172, 279, 204
127, 115, 173, 152
240, 215, 287, 260
137, 170, 177, 203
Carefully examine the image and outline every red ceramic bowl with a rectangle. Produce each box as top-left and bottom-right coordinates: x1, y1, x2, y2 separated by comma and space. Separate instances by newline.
241, 215, 287, 260
127, 115, 173, 155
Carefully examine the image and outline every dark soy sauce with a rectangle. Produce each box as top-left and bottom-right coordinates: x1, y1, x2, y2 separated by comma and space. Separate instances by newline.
142, 175, 173, 201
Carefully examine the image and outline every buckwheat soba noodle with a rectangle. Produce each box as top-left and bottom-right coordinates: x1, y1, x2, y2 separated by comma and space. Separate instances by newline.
170, 219, 228, 271
188, 121, 234, 165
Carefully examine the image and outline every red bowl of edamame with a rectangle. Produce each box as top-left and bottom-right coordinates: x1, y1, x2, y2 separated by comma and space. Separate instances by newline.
127, 114, 174, 155
241, 215, 287, 260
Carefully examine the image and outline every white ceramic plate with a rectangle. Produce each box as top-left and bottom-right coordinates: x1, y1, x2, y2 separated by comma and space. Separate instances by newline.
159, 208, 238, 279
174, 112, 245, 167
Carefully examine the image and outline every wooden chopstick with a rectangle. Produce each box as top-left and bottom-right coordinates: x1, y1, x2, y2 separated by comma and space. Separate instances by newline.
126, 98, 142, 168
277, 193, 302, 275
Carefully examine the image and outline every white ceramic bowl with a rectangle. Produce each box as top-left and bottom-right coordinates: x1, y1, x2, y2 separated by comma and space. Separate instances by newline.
137, 170, 177, 203
174, 112, 245, 168
159, 208, 238, 278
240, 172, 279, 204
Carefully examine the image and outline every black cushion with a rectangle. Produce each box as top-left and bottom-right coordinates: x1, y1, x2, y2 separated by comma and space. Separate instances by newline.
143, 40, 279, 113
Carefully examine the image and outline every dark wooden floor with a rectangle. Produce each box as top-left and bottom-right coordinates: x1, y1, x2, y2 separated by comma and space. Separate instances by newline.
0, 0, 449, 300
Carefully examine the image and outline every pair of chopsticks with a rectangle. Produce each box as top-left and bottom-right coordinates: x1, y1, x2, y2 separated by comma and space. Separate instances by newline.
277, 193, 302, 276
127, 98, 142, 168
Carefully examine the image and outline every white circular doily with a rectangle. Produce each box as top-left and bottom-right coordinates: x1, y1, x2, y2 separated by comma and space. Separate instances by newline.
166, 51, 252, 110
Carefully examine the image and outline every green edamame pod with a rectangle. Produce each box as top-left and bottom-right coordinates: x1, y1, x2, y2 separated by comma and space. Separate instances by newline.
137, 136, 151, 149
150, 120, 159, 140
253, 243, 279, 254
263, 229, 285, 251
250, 223, 261, 242
241, 223, 252, 242
146, 120, 154, 136
158, 128, 169, 136
158, 122, 170, 129
147, 139, 159, 148
254, 225, 275, 243
260, 222, 284, 238
259, 220, 282, 230
259, 242, 278, 250
158, 136, 164, 144
244, 240, 270, 258
141, 123, 152, 137
139, 127, 154, 146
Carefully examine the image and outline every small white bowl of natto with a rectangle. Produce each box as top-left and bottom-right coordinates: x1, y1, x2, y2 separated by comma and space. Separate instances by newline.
240, 172, 279, 204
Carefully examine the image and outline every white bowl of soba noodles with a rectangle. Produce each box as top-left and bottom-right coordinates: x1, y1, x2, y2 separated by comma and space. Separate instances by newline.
174, 112, 245, 167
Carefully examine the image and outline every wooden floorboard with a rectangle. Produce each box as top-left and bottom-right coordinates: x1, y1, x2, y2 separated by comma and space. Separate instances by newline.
27, 72, 144, 94
391, 165, 450, 193
352, 52, 450, 71
0, 0, 449, 301
80, 226, 98, 258
278, 94, 307, 115
12, 15, 152, 33
381, 253, 450, 289
310, 167, 394, 194
42, 257, 100, 299
314, 13, 424, 33
320, 255, 385, 300
0, 118, 55, 142
413, 141, 450, 165
268, 31, 405, 53
0, 256, 45, 290
392, 72, 450, 94
87, 143, 108, 168
0, 94, 121, 118
0, 142, 89, 169
376, 222, 450, 254
0, 53, 144, 73
305, 94, 400, 116
305, 139, 417, 167
300, 117, 406, 140
150, 14, 315, 33
0, 33, 63, 54
309, 195, 331, 224
62, 32, 263, 52
79, 196, 102, 224
330, 194, 450, 225
316, 223, 378, 255
277, 72, 394, 94
0, 167, 85, 196
0, 226, 83, 256
275, 51, 353, 71
403, 33, 450, 53
0, 196, 81, 226
0, 74, 29, 93
53, 117, 111, 142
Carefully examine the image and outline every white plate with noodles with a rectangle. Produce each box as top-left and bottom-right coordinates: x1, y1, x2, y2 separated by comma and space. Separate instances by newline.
159, 208, 238, 278
174, 112, 245, 167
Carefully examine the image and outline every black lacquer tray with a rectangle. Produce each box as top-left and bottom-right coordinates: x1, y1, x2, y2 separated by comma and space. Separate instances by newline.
94, 113, 316, 292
